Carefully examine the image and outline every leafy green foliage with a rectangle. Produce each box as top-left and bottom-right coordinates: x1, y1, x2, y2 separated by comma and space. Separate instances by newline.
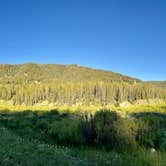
81, 110, 138, 151
133, 113, 166, 151
1, 127, 165, 166
49, 118, 84, 145
0, 108, 166, 165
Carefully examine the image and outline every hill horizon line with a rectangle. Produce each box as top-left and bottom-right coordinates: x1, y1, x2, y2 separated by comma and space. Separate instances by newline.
0, 62, 165, 82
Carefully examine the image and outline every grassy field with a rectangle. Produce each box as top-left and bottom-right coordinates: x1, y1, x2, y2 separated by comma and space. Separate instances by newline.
0, 127, 166, 166
1, 100, 166, 114
0, 103, 166, 166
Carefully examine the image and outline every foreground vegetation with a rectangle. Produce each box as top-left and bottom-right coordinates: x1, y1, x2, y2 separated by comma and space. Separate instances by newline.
1, 127, 165, 166
0, 104, 166, 165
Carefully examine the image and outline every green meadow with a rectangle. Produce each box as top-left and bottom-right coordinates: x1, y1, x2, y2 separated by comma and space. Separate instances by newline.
0, 103, 166, 166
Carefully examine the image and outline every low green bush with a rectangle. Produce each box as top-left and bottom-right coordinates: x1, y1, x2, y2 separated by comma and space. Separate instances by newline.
35, 119, 50, 132
135, 113, 166, 150
49, 118, 84, 145
94, 111, 119, 149
155, 129, 166, 151
80, 114, 96, 144
136, 119, 153, 148
113, 118, 137, 151
81, 110, 138, 151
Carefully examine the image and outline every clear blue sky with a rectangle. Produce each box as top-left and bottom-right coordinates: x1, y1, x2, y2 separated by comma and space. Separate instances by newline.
0, 0, 166, 81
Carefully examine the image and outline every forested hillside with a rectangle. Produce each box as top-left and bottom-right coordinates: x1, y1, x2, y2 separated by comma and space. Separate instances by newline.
0, 63, 165, 105
0, 63, 140, 83
148, 81, 166, 88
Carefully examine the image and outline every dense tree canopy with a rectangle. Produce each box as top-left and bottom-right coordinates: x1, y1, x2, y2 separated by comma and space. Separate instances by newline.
0, 63, 165, 105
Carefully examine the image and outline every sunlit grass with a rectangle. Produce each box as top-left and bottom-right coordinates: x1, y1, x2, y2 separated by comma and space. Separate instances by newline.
0, 100, 166, 116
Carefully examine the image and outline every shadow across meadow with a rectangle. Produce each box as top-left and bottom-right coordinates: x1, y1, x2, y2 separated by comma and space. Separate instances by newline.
0, 109, 166, 152
0, 109, 70, 144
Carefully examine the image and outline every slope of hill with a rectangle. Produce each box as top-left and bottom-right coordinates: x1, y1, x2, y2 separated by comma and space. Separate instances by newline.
0, 63, 165, 106
0, 63, 140, 84
148, 81, 166, 88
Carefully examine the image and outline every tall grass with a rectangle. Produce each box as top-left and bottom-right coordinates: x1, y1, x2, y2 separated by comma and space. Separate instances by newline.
0, 127, 165, 166
0, 104, 166, 165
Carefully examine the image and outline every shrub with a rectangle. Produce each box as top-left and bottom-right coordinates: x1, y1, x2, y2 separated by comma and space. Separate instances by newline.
135, 113, 166, 149
113, 118, 137, 151
81, 110, 138, 151
50, 109, 60, 115
136, 119, 153, 148
81, 114, 96, 144
93, 110, 119, 148
156, 129, 166, 151
48, 118, 84, 145
35, 119, 49, 133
